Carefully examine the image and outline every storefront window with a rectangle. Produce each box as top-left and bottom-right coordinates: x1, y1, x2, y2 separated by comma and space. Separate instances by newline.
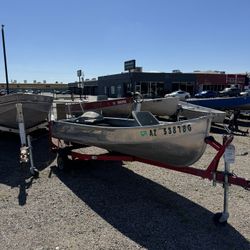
111, 86, 115, 95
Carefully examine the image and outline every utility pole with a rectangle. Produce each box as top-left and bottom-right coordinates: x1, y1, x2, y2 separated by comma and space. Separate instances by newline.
1, 25, 9, 94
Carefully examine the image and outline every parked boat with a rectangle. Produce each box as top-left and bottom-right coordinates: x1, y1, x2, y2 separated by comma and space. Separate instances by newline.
187, 96, 250, 110
52, 111, 212, 167
179, 101, 226, 123
65, 97, 179, 117
0, 93, 53, 129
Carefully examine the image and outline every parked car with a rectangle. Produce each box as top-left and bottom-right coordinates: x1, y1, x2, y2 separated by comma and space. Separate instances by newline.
219, 87, 241, 97
54, 90, 62, 94
165, 90, 191, 100
240, 89, 250, 96
195, 90, 218, 98
0, 89, 6, 95
33, 90, 41, 94
62, 90, 72, 95
24, 89, 34, 94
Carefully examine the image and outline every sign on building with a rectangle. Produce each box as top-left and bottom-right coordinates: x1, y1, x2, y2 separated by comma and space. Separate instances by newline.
77, 70, 82, 77
124, 60, 136, 71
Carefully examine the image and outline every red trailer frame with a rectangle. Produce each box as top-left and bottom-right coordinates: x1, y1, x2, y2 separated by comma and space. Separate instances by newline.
52, 135, 249, 190
51, 134, 249, 225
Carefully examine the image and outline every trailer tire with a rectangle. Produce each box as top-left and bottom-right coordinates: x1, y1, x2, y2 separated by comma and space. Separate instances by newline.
57, 150, 70, 170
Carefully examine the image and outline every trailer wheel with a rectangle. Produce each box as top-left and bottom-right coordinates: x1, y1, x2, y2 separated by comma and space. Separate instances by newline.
213, 212, 228, 226
57, 154, 69, 170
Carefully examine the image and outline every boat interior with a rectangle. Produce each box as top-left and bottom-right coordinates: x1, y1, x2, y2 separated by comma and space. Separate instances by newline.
67, 111, 162, 127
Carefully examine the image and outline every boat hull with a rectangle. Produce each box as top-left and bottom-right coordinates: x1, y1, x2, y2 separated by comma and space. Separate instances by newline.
52, 115, 212, 167
0, 93, 53, 129
67, 97, 179, 117
187, 96, 250, 110
179, 101, 226, 123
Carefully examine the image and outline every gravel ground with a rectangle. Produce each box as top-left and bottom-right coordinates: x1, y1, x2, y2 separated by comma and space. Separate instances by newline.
0, 121, 249, 250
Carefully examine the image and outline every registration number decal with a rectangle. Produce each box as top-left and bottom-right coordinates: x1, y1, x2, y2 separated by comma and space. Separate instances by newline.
140, 124, 192, 137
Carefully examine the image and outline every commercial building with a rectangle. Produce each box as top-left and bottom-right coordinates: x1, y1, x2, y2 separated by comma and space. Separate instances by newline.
1, 62, 248, 97
69, 67, 249, 98
0, 82, 68, 93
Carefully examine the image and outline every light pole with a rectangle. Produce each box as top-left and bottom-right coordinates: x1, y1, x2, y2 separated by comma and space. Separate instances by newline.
81, 72, 84, 99
1, 25, 9, 94
77, 69, 85, 99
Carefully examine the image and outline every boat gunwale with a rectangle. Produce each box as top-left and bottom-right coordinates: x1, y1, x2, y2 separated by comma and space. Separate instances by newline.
54, 115, 212, 130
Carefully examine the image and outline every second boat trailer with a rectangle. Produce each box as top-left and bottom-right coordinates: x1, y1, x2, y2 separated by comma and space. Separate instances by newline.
0, 103, 49, 177
51, 134, 250, 225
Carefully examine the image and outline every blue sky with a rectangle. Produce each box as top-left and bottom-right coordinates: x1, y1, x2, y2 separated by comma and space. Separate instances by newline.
1, 0, 250, 83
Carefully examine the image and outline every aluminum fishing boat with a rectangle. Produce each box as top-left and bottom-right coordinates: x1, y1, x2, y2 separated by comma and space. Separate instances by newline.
0, 93, 53, 129
52, 111, 212, 167
65, 96, 179, 117
179, 101, 226, 123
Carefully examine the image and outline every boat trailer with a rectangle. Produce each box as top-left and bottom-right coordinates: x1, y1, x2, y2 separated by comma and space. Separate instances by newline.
51, 134, 250, 225
0, 103, 48, 177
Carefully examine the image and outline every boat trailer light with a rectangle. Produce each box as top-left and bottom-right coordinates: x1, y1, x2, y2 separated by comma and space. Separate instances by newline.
20, 146, 29, 163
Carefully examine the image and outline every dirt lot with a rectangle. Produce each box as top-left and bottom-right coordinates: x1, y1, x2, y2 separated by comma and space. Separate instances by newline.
0, 122, 249, 250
